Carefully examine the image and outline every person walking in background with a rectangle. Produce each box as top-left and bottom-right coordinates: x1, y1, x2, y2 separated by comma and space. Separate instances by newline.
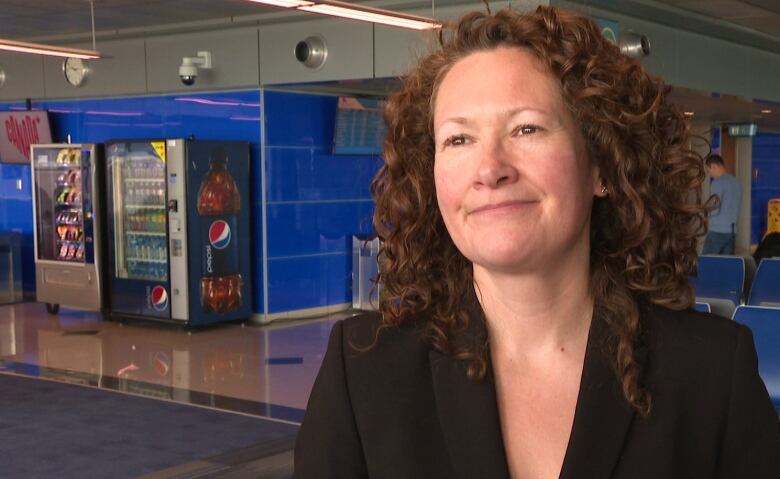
703, 154, 742, 255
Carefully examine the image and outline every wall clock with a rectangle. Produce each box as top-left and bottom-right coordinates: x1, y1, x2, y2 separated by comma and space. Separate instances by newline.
63, 57, 89, 87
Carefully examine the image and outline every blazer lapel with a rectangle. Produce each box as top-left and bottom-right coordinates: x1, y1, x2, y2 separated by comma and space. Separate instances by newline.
429, 347, 511, 479
427, 301, 643, 479
558, 316, 639, 479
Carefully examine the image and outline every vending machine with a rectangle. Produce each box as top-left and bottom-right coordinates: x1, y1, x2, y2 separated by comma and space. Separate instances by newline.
105, 139, 252, 325
30, 144, 105, 314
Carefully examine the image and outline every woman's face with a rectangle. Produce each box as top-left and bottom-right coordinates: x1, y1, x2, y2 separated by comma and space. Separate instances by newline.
433, 46, 603, 275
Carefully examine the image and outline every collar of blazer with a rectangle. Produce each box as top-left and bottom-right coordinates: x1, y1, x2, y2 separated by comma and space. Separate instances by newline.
427, 306, 646, 479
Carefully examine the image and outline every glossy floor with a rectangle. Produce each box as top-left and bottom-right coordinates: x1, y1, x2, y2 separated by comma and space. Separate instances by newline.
0, 302, 347, 423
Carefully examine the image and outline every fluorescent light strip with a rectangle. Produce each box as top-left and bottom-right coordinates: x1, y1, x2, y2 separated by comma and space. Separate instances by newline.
0, 38, 100, 59
245, 0, 313, 6
245, 0, 441, 30
299, 4, 440, 30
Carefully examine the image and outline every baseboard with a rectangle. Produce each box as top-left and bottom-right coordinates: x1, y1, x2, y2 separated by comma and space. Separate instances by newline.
249, 302, 352, 324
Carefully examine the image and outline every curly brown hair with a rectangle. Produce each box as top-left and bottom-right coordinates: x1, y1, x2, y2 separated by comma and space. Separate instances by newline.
370, 6, 707, 415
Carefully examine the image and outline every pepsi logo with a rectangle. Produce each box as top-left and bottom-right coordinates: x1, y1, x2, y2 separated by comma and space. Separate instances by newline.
151, 285, 168, 311
208, 220, 231, 250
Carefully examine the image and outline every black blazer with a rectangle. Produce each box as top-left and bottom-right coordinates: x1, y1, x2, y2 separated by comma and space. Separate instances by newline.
294, 304, 780, 478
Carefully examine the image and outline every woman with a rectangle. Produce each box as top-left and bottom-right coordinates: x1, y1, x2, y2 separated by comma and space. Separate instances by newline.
295, 6, 780, 478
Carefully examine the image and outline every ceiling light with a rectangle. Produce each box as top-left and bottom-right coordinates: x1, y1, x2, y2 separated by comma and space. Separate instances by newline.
684, 111, 695, 116
761, 109, 772, 114
299, 3, 441, 30
245, 0, 441, 30
246, 0, 313, 6
0, 38, 100, 59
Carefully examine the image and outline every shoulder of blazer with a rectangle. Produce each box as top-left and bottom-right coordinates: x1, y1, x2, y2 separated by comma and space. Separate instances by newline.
640, 302, 743, 356
339, 311, 434, 377
637, 303, 780, 476
638, 303, 749, 402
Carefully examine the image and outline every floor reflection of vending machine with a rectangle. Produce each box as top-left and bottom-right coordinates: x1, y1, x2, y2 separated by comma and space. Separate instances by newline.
105, 139, 251, 325
31, 144, 104, 314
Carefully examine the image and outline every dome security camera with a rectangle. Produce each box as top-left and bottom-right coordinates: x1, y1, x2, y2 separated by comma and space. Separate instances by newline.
294, 36, 327, 69
179, 60, 198, 86
178, 51, 212, 86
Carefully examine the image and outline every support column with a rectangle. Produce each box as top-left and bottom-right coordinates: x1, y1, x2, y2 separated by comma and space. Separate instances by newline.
690, 122, 713, 253
734, 137, 753, 255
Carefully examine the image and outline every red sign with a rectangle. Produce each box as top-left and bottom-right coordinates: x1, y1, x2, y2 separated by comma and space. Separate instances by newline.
0, 111, 53, 164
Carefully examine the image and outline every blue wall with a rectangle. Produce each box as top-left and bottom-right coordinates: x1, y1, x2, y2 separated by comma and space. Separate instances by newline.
751, 132, 780, 243
263, 91, 380, 313
0, 161, 33, 294
0, 89, 380, 316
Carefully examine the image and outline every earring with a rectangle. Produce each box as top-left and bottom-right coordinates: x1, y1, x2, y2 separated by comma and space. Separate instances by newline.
601, 185, 607, 195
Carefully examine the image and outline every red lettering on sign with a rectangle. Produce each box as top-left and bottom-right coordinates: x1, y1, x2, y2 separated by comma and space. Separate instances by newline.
4, 115, 42, 159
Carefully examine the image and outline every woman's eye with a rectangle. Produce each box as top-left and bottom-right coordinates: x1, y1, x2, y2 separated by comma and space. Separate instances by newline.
513, 125, 541, 136
442, 135, 469, 148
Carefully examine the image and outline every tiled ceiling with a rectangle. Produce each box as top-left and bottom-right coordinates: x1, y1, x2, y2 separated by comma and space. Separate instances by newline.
2, 1, 779, 42
0, 0, 298, 40
657, 0, 780, 38
0, 1, 445, 41
667, 87, 780, 132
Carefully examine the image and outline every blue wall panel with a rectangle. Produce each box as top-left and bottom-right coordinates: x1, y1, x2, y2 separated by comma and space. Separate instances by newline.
267, 253, 351, 313
752, 132, 780, 243
264, 92, 336, 148
0, 122, 36, 294
262, 91, 381, 314
266, 147, 381, 202
266, 201, 374, 258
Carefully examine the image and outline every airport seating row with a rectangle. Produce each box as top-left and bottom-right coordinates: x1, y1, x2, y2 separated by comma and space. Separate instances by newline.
690, 257, 780, 408
731, 305, 780, 409
690, 256, 780, 319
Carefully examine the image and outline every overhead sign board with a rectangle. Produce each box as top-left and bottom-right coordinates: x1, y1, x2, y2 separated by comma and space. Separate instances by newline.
0, 111, 53, 164
727, 123, 758, 137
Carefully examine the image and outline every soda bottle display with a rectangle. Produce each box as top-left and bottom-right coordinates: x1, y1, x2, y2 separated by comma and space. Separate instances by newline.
198, 150, 242, 313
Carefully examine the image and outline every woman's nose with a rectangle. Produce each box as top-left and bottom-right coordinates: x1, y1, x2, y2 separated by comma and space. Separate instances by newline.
475, 142, 519, 188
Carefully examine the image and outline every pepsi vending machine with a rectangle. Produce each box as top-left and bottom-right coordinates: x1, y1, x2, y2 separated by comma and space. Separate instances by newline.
105, 140, 251, 325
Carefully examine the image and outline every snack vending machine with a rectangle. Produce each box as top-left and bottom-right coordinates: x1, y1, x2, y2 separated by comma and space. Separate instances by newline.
31, 144, 104, 314
105, 139, 251, 325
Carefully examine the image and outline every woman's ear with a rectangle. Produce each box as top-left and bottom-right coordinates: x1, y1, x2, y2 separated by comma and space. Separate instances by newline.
595, 180, 608, 197
593, 167, 608, 198
588, 160, 607, 197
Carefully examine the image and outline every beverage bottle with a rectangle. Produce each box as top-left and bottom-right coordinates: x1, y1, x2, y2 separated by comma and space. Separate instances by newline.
197, 149, 243, 314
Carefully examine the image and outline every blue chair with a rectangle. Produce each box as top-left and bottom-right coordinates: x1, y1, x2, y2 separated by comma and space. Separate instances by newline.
691, 255, 745, 318
694, 302, 711, 313
743, 255, 757, 303
747, 258, 780, 307
732, 306, 780, 409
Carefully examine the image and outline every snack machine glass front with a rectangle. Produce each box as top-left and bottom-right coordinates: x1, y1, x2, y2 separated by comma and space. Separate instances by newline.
33, 148, 87, 263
